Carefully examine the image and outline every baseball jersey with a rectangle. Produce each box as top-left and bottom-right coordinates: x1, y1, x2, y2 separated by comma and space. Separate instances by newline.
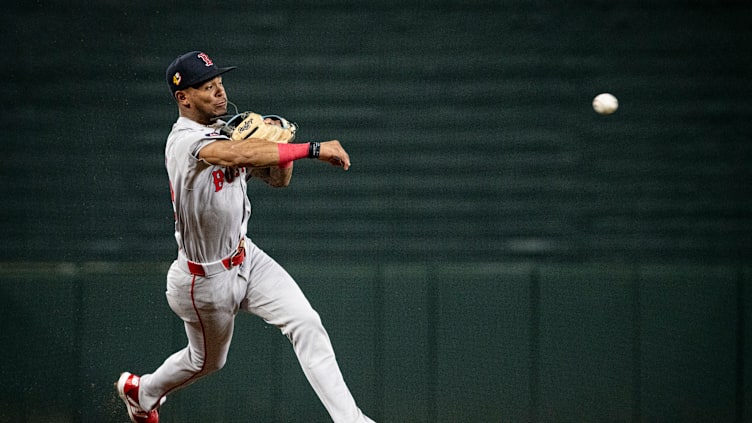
165, 116, 251, 263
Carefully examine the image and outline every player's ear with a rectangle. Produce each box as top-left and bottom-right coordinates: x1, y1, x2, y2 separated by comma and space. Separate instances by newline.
175, 90, 189, 106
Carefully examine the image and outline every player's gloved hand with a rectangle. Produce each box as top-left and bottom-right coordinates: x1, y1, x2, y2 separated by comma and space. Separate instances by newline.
220, 111, 297, 143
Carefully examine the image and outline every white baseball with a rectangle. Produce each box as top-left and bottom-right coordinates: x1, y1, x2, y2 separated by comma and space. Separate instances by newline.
592, 93, 619, 115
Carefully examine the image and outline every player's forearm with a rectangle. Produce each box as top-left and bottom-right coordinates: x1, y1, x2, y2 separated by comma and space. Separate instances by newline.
200, 139, 281, 168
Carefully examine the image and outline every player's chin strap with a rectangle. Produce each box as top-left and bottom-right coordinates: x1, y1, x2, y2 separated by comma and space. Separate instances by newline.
216, 101, 245, 138
227, 101, 239, 116
219, 112, 250, 138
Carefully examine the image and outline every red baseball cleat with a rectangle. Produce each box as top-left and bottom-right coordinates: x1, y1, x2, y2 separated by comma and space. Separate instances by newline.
116, 372, 160, 423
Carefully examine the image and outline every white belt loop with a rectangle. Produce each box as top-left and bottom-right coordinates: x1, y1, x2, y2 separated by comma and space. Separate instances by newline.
177, 252, 229, 277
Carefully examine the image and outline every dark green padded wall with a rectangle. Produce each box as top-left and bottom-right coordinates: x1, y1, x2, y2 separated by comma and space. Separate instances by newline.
1, 0, 750, 263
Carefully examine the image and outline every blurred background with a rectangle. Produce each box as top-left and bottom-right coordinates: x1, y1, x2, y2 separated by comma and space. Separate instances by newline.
1, 0, 750, 422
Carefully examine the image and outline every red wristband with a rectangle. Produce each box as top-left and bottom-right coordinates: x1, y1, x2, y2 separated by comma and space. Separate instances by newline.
277, 143, 309, 168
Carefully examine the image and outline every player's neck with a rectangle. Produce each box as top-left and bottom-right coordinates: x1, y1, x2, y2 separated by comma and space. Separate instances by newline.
180, 109, 217, 127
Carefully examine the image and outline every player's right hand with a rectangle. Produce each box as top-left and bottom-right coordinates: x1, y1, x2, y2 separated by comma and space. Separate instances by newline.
319, 140, 351, 170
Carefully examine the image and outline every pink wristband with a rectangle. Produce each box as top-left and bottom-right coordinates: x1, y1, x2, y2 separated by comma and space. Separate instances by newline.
277, 143, 309, 168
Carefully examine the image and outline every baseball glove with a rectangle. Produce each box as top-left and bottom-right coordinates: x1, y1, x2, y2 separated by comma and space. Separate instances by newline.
220, 111, 297, 143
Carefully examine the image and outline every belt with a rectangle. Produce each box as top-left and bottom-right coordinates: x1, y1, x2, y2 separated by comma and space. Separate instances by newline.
179, 239, 246, 277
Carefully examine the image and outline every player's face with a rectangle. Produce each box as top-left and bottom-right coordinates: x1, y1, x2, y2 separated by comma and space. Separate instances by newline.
186, 76, 229, 121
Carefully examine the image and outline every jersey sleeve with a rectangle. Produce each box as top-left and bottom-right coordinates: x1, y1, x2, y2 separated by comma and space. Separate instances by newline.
190, 130, 230, 163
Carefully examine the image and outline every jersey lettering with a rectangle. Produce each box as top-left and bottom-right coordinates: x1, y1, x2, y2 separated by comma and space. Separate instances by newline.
212, 169, 225, 192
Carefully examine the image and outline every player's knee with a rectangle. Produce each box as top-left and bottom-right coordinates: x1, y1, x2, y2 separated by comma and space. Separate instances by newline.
191, 357, 227, 376
188, 349, 228, 375
203, 355, 227, 373
282, 308, 324, 338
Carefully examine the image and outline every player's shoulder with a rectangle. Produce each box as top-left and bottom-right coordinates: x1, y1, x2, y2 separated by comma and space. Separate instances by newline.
169, 117, 227, 142
167, 117, 230, 161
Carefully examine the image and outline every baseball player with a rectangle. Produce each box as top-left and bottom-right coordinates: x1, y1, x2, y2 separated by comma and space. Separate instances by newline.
115, 51, 375, 423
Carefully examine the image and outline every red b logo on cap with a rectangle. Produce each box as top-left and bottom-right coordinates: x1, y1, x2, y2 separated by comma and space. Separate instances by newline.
197, 52, 213, 67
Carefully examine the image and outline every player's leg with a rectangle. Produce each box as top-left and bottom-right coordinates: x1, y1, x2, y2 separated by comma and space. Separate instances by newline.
240, 241, 375, 423
137, 263, 238, 411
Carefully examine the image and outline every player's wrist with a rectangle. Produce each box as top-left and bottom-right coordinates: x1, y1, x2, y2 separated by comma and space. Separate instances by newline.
308, 142, 320, 159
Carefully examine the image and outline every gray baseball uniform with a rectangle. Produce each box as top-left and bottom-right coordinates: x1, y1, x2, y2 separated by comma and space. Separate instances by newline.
136, 116, 374, 422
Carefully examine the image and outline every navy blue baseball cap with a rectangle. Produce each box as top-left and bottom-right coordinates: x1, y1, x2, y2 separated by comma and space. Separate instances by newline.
166, 51, 236, 94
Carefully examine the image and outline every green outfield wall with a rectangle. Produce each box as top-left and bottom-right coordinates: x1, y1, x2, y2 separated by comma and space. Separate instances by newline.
1, 261, 750, 422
